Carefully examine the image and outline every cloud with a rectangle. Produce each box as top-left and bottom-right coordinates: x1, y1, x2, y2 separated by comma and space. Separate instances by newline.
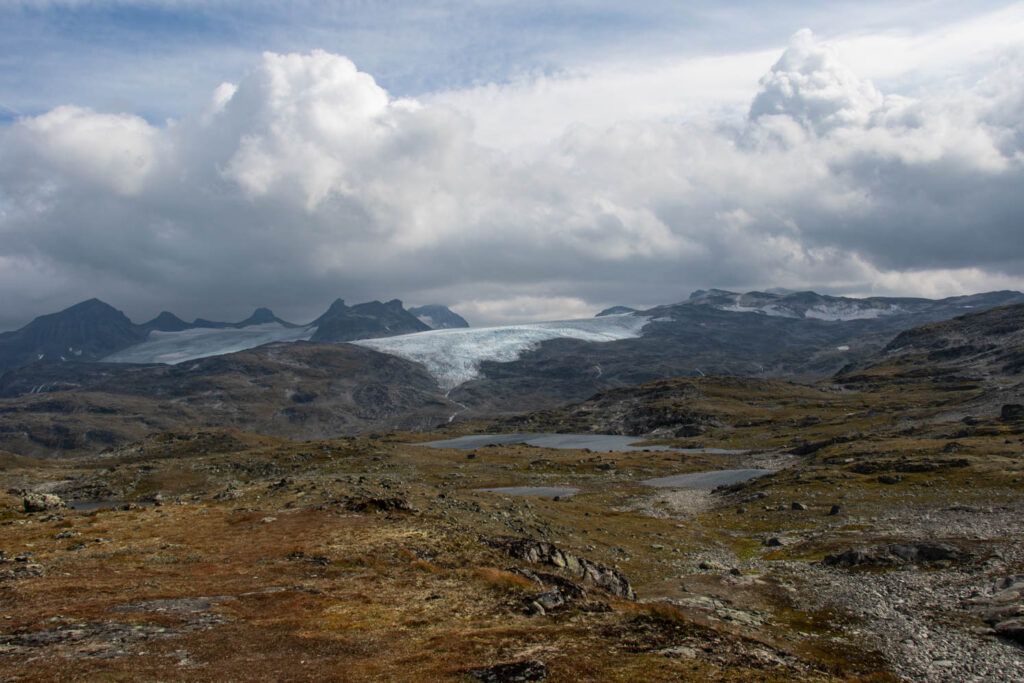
0, 28, 1023, 330
749, 29, 883, 134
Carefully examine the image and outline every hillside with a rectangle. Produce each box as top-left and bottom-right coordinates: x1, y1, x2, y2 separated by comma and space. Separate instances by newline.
0, 342, 455, 457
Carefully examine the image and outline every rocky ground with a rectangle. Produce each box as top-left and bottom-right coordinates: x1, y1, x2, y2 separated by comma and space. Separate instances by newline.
1, 365, 1022, 680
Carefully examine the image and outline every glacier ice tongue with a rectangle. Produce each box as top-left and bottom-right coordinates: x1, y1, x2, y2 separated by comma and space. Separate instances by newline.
103, 323, 315, 365
353, 314, 650, 390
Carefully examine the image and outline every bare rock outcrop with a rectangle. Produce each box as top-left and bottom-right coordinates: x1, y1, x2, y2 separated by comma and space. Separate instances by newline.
487, 537, 636, 600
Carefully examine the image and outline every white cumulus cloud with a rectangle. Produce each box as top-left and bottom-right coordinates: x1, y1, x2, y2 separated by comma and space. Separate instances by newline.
0, 27, 1022, 331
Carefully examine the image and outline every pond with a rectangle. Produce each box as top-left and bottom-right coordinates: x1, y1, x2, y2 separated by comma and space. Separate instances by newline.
641, 469, 774, 489
414, 433, 747, 454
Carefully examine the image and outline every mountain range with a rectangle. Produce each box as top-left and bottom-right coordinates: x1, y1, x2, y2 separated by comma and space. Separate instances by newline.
443, 288, 1024, 412
1, 287, 1022, 457
0, 298, 467, 375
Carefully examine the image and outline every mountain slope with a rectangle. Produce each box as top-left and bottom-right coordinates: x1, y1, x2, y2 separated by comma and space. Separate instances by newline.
0, 342, 456, 457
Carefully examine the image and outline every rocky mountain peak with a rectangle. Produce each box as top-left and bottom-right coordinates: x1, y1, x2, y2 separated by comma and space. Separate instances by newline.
408, 305, 470, 329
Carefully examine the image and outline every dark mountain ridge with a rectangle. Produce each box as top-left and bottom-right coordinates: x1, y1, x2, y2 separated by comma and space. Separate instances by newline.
0, 299, 145, 374
310, 299, 430, 342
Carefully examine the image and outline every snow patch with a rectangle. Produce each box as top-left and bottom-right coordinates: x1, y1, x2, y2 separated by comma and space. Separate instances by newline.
721, 302, 900, 321
103, 323, 315, 365
722, 304, 800, 318
804, 305, 898, 321
354, 315, 649, 390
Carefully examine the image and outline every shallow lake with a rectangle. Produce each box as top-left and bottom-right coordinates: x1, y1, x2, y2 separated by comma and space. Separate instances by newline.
641, 469, 774, 489
475, 486, 580, 498
414, 433, 746, 454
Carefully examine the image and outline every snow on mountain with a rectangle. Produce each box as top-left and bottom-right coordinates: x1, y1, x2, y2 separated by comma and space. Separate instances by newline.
721, 302, 900, 320
103, 323, 315, 365
353, 315, 650, 390
721, 303, 800, 318
803, 304, 900, 321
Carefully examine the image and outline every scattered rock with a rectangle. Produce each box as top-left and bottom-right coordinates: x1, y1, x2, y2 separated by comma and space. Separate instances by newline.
791, 502, 807, 511
878, 475, 904, 485
466, 659, 547, 682
111, 596, 231, 616
763, 537, 785, 547
657, 645, 699, 658
698, 561, 727, 572
0, 562, 44, 581
343, 496, 415, 513
68, 538, 108, 551
827, 505, 842, 516
286, 551, 330, 566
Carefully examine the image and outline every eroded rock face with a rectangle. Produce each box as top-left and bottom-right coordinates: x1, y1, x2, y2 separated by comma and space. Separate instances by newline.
22, 492, 67, 513
488, 537, 636, 600
822, 541, 965, 568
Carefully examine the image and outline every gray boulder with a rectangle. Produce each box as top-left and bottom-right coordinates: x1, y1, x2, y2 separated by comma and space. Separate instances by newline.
22, 492, 68, 513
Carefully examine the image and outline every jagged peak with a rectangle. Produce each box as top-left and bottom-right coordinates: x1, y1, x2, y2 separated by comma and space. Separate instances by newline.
241, 307, 278, 324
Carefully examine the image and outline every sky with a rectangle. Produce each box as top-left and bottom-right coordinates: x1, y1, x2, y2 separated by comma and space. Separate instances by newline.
1, 1, 1023, 329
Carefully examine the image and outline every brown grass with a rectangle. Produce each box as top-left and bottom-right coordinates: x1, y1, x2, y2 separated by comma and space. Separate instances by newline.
471, 566, 538, 592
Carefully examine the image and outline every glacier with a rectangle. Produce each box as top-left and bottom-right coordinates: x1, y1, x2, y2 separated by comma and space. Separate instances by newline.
353, 314, 650, 390
98, 313, 648, 388
103, 323, 315, 365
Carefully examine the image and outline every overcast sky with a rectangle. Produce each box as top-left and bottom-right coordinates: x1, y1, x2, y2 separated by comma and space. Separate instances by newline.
1, 1, 1023, 329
